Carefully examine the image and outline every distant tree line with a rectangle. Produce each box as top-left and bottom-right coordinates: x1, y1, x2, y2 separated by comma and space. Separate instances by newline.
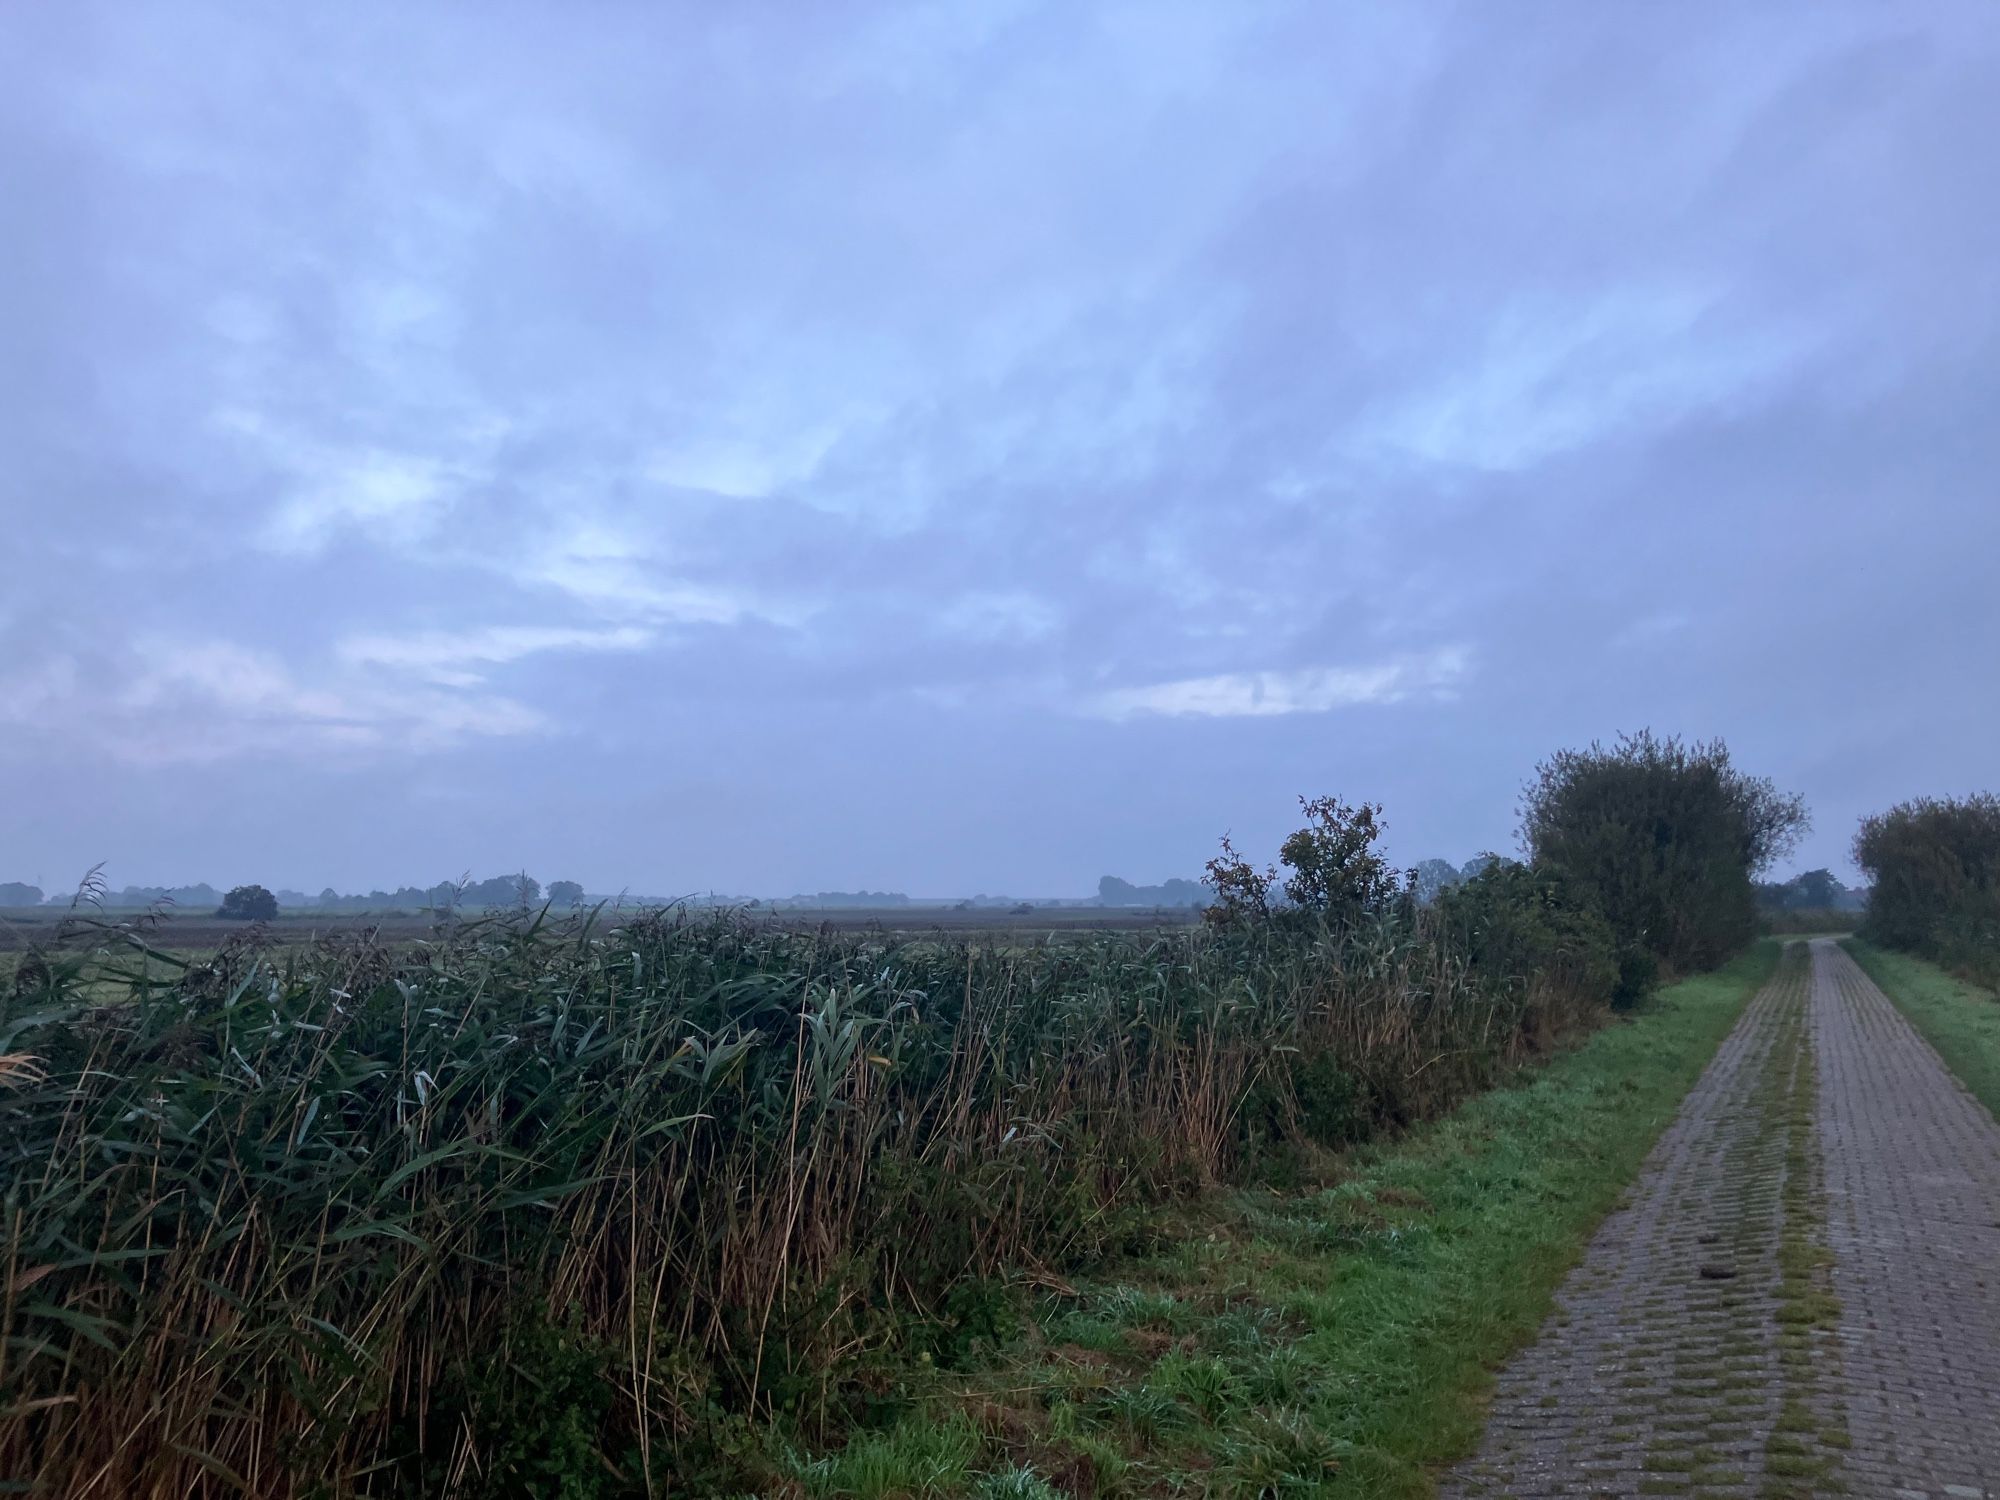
0, 874, 592, 916
287, 875, 590, 913
1754, 867, 1865, 912
1095, 875, 1206, 907
767, 891, 914, 908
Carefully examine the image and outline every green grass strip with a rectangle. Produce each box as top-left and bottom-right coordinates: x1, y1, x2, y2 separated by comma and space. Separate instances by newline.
1840, 939, 2000, 1120
777, 942, 1781, 1500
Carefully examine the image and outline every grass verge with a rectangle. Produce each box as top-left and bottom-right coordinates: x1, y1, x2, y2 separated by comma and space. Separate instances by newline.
1840, 938, 2000, 1119
769, 941, 1781, 1499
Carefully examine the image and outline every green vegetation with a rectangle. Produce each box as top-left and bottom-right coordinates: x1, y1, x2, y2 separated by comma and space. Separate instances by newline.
1852, 791, 2000, 984
1755, 867, 1862, 916
1521, 731, 1808, 976
0, 735, 1807, 1495
1432, 859, 1621, 1009
0, 895, 1610, 1495
1095, 875, 1205, 908
776, 944, 1780, 1498
1841, 939, 2000, 1118
216, 881, 280, 920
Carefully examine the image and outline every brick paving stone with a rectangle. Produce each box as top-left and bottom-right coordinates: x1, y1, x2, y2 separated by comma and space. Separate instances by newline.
1442, 952, 1805, 1499
1811, 939, 2000, 1499
1441, 942, 2000, 1499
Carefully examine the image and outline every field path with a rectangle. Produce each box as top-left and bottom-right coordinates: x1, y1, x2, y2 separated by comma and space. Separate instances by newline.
1443, 939, 2000, 1499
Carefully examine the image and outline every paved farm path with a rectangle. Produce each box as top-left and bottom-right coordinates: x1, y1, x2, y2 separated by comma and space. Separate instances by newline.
1444, 939, 2000, 1499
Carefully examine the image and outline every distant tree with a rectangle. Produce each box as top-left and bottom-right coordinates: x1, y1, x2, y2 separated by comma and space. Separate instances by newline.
548, 880, 585, 907
1753, 878, 1794, 911
1410, 859, 1462, 905
1520, 731, 1808, 972
0, 882, 44, 907
1790, 868, 1843, 908
217, 884, 279, 921
782, 890, 912, 908
1098, 874, 1207, 907
460, 874, 541, 907
1459, 853, 1501, 882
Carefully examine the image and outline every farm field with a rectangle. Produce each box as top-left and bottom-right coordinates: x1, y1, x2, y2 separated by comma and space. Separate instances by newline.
0, 901, 1200, 955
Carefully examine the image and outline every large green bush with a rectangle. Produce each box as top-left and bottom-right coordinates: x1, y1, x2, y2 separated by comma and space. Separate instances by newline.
1433, 859, 1628, 1006
1853, 792, 2000, 981
1518, 731, 1807, 975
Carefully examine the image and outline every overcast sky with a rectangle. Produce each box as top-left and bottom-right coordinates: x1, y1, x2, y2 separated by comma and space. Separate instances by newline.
3, 3, 1996, 898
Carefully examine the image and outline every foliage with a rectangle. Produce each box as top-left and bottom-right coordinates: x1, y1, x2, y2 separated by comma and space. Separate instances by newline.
1097, 875, 1206, 908
1409, 859, 1462, 905
0, 882, 44, 907
459, 871, 542, 907
1276, 796, 1405, 927
1202, 833, 1276, 927
1756, 868, 1861, 913
216, 882, 279, 920
547, 880, 587, 907
1519, 730, 1807, 974
1458, 854, 1501, 882
0, 896, 1604, 1495
777, 890, 914, 907
1852, 792, 2000, 981
1433, 859, 1626, 1007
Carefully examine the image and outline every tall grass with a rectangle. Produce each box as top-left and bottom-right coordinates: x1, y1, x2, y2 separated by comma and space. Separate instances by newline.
1, 906, 1598, 1496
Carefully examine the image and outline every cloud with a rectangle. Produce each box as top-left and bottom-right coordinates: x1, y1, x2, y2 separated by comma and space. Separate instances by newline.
335, 624, 656, 687
1, 4, 1996, 890
1090, 648, 1470, 721
0, 626, 664, 765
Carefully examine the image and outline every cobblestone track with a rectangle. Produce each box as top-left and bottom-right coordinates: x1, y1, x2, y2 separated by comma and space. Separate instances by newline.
1811, 939, 2000, 1499
1445, 951, 1809, 1499
1444, 943, 2000, 1498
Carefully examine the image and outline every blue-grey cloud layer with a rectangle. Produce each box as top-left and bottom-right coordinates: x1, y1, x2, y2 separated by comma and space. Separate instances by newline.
3, 3, 1995, 894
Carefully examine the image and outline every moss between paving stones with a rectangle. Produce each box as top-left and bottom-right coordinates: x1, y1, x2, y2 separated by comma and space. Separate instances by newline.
1757, 942, 1848, 1499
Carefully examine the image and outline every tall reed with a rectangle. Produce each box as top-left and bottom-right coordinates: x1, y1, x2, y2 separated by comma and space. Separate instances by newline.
1, 905, 1593, 1496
